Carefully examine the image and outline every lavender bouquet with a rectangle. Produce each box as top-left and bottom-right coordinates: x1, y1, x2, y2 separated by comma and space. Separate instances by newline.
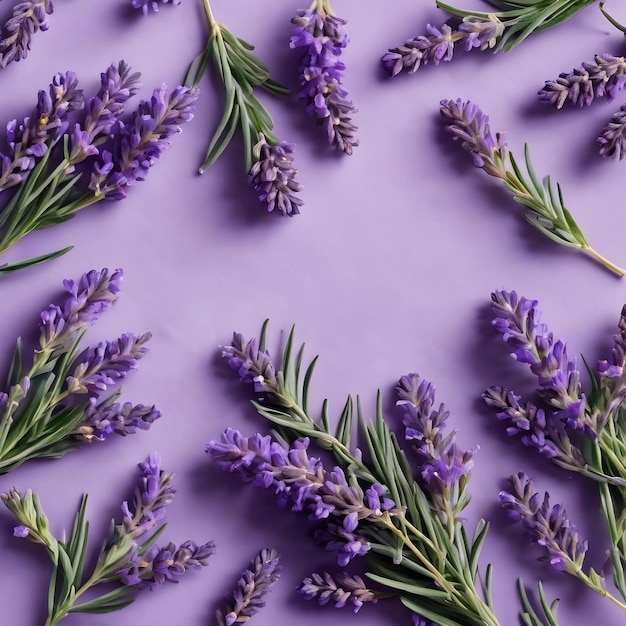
184, 0, 303, 216
0, 267, 160, 474
0, 0, 53, 67
2, 453, 215, 625
207, 321, 513, 626
483, 289, 626, 617
383, 0, 606, 76
439, 98, 626, 276
0, 61, 197, 274
290, 0, 358, 154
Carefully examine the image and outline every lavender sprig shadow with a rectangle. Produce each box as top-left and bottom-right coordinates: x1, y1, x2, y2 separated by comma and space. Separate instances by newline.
1, 453, 215, 626
484, 288, 626, 613
206, 321, 508, 626
439, 98, 626, 277
184, 0, 303, 216
382, 0, 611, 76
0, 267, 161, 474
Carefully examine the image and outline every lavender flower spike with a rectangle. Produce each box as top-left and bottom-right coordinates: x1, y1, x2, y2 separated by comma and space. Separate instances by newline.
539, 54, 626, 109
382, 16, 504, 77
217, 548, 282, 626
290, 4, 358, 154
132, 0, 181, 16
598, 104, 626, 161
500, 472, 588, 574
298, 571, 379, 613
0, 0, 53, 67
248, 133, 304, 216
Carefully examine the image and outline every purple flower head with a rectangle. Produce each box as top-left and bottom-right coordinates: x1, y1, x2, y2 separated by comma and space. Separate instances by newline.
65, 332, 151, 398
500, 472, 588, 574
89, 84, 198, 199
439, 99, 508, 178
290, 7, 358, 154
311, 518, 371, 566
482, 386, 586, 467
120, 452, 176, 539
0, 70, 83, 191
13, 524, 29, 538
76, 397, 161, 441
248, 133, 304, 216
459, 16, 504, 51
221, 332, 279, 396
298, 571, 378, 613
132, 0, 181, 16
216, 548, 282, 626
598, 104, 626, 161
489, 290, 590, 434
120, 539, 214, 589
539, 54, 626, 109
413, 615, 436, 626
0, 0, 54, 67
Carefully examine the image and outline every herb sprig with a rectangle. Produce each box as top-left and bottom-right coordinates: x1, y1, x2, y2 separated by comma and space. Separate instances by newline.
2, 454, 215, 625
0, 268, 160, 474
208, 322, 511, 626
440, 98, 626, 277
185, 0, 304, 215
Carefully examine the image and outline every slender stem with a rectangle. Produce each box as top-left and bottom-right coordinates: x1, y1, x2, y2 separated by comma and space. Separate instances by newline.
583, 247, 626, 277
201, 0, 217, 30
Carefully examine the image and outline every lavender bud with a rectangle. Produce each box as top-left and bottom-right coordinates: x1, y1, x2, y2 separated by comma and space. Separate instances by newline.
131, 0, 181, 16
298, 571, 378, 612
598, 104, 626, 161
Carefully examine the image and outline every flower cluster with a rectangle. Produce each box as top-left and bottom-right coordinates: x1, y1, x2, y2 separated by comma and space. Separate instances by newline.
132, 0, 180, 16
439, 98, 626, 277
290, 2, 358, 154
0, 268, 160, 474
0, 0, 53, 67
383, 17, 504, 77
539, 53, 626, 160
298, 570, 379, 613
0, 62, 197, 272
2, 454, 214, 624
216, 548, 282, 626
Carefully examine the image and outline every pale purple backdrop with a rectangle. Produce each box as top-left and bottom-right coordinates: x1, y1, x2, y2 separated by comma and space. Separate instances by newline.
1, 1, 626, 624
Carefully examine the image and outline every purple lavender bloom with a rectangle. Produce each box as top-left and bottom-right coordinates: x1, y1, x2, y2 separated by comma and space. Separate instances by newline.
489, 290, 588, 432
120, 452, 176, 539
216, 548, 282, 626
395, 373, 477, 504
439, 98, 508, 178
500, 472, 588, 574
482, 386, 586, 468
89, 84, 198, 199
76, 397, 161, 441
248, 133, 304, 216
412, 616, 436, 626
298, 571, 378, 613
221, 331, 279, 395
598, 104, 626, 161
0, 71, 83, 192
65, 332, 151, 398
132, 0, 180, 15
290, 8, 358, 154
13, 524, 29, 538
120, 539, 215, 589
311, 516, 371, 566
207, 428, 394, 525
382, 16, 504, 77
539, 54, 626, 109
0, 0, 53, 67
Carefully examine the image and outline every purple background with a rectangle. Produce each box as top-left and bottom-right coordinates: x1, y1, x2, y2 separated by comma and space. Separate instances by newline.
1, 1, 626, 624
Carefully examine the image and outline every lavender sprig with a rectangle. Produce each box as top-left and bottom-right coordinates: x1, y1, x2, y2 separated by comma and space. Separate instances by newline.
216, 548, 282, 626
184, 0, 303, 216
208, 322, 504, 626
0, 63, 196, 273
439, 98, 626, 277
0, 0, 53, 67
598, 104, 626, 160
501, 472, 626, 612
0, 268, 160, 474
290, 0, 358, 154
484, 288, 626, 606
2, 454, 214, 625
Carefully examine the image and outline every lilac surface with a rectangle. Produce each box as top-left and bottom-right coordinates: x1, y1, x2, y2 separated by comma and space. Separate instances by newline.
0, 1, 626, 625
